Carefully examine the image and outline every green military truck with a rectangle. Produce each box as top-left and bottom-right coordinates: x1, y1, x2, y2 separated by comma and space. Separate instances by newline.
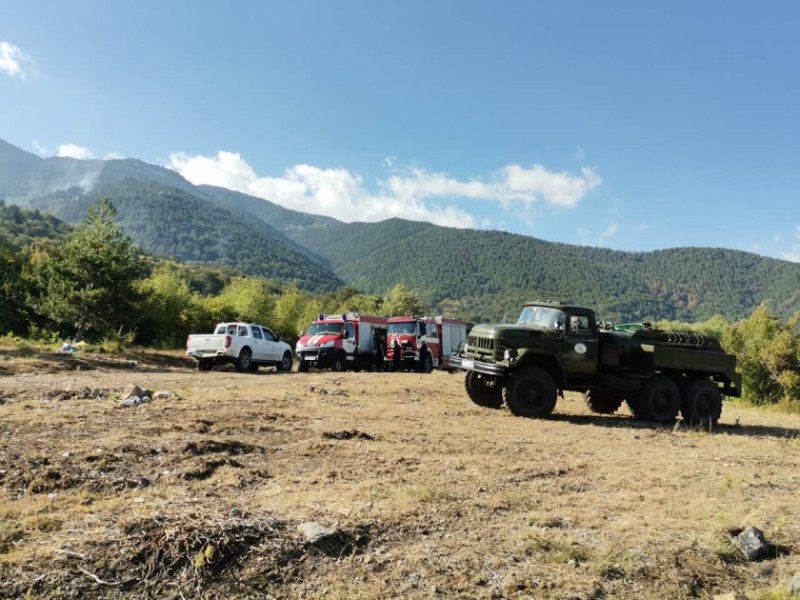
449, 301, 740, 424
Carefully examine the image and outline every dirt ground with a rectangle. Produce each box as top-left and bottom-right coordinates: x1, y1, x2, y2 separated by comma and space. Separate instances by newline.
0, 349, 799, 599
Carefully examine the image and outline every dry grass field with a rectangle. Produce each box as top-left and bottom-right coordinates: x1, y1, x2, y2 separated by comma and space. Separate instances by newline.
1, 348, 799, 599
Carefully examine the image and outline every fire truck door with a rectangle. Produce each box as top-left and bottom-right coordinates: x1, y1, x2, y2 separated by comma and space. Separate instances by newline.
343, 322, 357, 357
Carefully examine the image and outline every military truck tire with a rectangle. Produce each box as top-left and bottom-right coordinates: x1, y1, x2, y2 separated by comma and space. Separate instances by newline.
235, 348, 253, 373
298, 360, 310, 373
197, 359, 214, 372
503, 367, 558, 418
681, 378, 722, 425
583, 390, 624, 414
465, 371, 503, 409
634, 375, 681, 423
332, 353, 346, 372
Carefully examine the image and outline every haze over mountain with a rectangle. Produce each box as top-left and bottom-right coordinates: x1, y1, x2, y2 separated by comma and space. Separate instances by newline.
1, 138, 798, 322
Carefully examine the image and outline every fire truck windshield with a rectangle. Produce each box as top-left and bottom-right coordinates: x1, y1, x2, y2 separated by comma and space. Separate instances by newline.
388, 322, 416, 335
306, 322, 343, 335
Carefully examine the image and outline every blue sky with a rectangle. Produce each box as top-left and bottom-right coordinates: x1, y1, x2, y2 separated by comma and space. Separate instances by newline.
2, 1, 799, 261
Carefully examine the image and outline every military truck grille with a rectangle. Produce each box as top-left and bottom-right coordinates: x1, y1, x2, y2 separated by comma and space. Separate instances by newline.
467, 334, 501, 361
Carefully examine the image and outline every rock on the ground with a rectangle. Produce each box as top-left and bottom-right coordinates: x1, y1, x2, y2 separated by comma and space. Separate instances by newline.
153, 390, 174, 401
121, 384, 150, 401
734, 526, 769, 561
297, 521, 336, 544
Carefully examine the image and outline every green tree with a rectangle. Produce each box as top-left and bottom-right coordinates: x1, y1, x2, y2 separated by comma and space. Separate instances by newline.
136, 264, 194, 347
28, 198, 142, 341
723, 303, 800, 408
383, 284, 426, 316
0, 238, 30, 335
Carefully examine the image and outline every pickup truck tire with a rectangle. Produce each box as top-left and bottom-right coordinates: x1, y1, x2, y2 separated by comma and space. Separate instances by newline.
583, 390, 624, 414
235, 348, 253, 373
465, 371, 503, 409
197, 358, 214, 372
633, 375, 681, 423
277, 351, 293, 372
503, 367, 557, 418
680, 378, 722, 425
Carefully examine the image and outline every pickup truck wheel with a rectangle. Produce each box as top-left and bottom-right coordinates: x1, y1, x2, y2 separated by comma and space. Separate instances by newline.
197, 359, 214, 372
235, 348, 253, 373
634, 375, 681, 423
465, 371, 503, 409
583, 390, 623, 414
681, 379, 722, 425
503, 367, 557, 418
277, 351, 293, 372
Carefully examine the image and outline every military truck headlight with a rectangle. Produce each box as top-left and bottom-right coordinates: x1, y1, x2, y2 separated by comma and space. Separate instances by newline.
504, 348, 518, 361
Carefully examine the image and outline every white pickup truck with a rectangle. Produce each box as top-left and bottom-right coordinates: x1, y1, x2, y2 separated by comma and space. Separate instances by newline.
186, 322, 293, 373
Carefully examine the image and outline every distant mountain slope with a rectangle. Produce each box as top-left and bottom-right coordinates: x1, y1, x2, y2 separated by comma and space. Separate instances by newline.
286, 219, 800, 322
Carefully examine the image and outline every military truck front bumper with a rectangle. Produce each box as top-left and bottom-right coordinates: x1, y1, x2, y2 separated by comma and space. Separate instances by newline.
448, 355, 508, 377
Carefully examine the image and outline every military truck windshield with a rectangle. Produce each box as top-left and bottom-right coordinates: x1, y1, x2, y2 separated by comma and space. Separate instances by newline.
516, 306, 566, 333
388, 322, 416, 335
307, 322, 343, 335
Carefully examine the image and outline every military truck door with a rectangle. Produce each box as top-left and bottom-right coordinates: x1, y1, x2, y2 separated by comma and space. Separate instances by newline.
560, 313, 599, 384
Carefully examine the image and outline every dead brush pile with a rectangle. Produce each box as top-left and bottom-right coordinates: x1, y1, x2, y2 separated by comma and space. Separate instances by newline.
0, 509, 372, 599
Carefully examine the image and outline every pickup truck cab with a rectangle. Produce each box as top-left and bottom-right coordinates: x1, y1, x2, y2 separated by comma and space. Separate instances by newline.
186, 322, 293, 373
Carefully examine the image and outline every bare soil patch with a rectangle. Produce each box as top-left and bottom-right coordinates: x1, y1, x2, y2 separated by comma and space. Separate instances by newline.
1, 350, 799, 598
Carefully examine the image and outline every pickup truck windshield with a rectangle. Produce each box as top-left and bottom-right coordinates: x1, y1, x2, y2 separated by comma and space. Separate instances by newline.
388, 323, 416, 335
516, 306, 566, 333
307, 322, 343, 335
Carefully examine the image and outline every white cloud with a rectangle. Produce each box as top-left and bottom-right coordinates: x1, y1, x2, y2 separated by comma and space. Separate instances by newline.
0, 41, 33, 79
57, 143, 94, 160
168, 151, 603, 229
32, 139, 49, 157
598, 222, 619, 246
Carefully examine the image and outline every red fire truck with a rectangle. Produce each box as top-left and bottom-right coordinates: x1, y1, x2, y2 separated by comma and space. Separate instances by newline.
295, 313, 388, 372
385, 316, 469, 372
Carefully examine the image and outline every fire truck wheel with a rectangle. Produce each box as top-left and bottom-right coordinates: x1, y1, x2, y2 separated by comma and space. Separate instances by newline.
583, 390, 623, 414
235, 348, 253, 373
277, 351, 293, 372
298, 361, 310, 373
464, 371, 503, 409
197, 359, 214, 372
503, 367, 557, 418
680, 378, 722, 425
332, 353, 346, 372
419, 352, 433, 373
634, 375, 681, 423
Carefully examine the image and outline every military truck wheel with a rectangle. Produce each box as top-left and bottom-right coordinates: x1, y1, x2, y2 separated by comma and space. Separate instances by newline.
235, 348, 253, 373
298, 360, 310, 373
681, 378, 722, 425
583, 390, 623, 414
634, 375, 681, 423
197, 359, 214, 372
464, 371, 503, 409
503, 367, 557, 418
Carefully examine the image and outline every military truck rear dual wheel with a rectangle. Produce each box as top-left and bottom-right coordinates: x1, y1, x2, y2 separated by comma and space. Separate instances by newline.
502, 367, 558, 418
681, 378, 722, 425
583, 390, 624, 414
630, 375, 681, 423
464, 371, 503, 409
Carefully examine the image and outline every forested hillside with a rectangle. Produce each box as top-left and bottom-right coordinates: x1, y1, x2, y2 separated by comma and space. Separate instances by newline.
3, 137, 800, 323
286, 219, 800, 323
